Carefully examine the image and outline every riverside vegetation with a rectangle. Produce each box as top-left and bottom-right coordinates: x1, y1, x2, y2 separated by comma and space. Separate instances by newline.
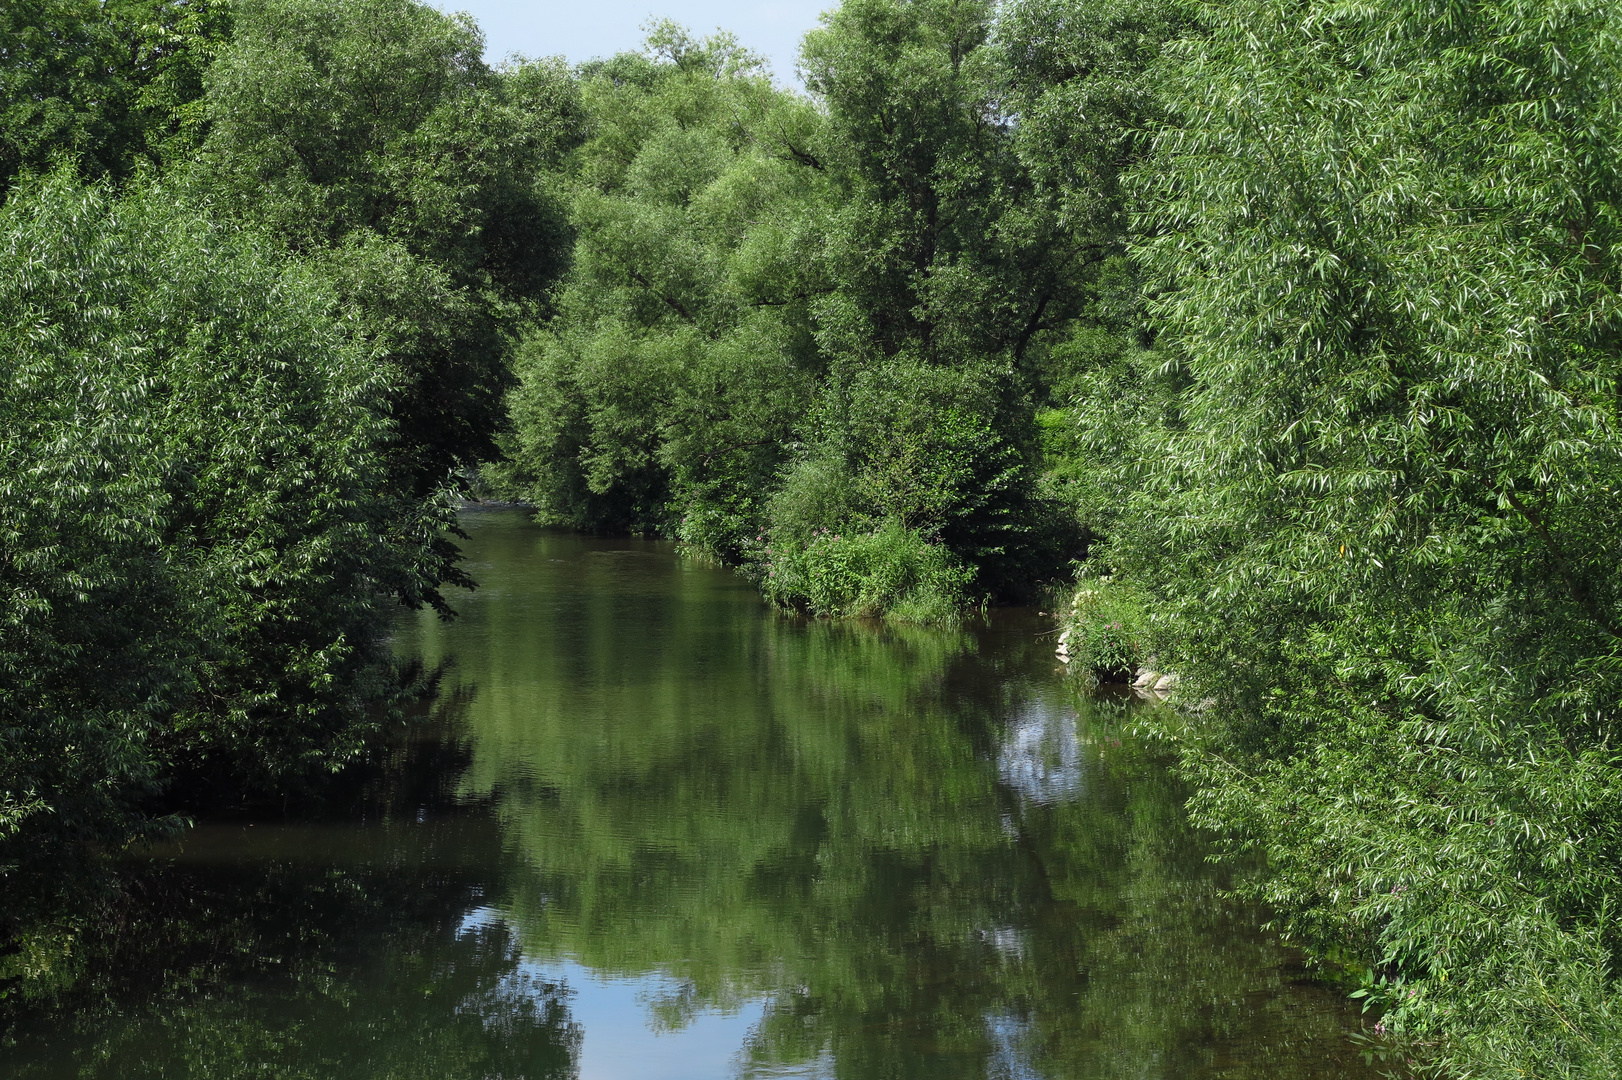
4, 0, 1622, 1075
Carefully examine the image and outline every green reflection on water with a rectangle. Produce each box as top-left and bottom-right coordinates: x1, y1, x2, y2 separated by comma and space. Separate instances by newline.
398, 509, 1374, 1079
3, 509, 1376, 1079
3, 858, 580, 1079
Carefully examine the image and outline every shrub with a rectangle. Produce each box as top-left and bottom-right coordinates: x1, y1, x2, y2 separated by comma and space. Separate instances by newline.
0, 174, 444, 858
1058, 578, 1150, 682
760, 520, 974, 624
842, 358, 1030, 566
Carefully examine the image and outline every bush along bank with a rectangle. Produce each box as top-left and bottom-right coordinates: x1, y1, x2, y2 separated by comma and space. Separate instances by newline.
758, 521, 974, 626
1054, 578, 1154, 686
1045, 0, 1622, 1074
1, 0, 580, 1002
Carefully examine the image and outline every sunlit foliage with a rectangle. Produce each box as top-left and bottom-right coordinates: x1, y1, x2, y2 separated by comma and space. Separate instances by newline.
9, 0, 1622, 1071
490, 25, 824, 552
0, 176, 442, 857
199, 0, 581, 512
494, 4, 1156, 611
1114, 0, 1622, 1072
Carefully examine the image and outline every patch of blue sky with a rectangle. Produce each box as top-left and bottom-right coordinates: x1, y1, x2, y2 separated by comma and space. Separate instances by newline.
430, 0, 834, 86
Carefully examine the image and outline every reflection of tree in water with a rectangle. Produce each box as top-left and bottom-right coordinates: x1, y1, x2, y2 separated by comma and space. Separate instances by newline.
1, 520, 1374, 1080
3, 721, 580, 1080
419, 540, 1374, 1080
6, 518, 1378, 1079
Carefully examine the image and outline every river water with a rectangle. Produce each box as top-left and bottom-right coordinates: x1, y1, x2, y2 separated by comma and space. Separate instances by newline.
6, 508, 1377, 1079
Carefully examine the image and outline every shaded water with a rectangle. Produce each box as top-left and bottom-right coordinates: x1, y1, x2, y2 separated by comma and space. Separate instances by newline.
4, 508, 1377, 1079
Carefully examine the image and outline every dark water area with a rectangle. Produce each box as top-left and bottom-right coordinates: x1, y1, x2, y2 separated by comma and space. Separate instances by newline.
3, 508, 1378, 1079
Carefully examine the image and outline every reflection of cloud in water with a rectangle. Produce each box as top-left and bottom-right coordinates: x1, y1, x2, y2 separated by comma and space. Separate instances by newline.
457, 905, 832, 1079
997, 696, 1083, 806
979, 924, 1026, 962
458, 904, 507, 937
986, 1011, 1045, 1080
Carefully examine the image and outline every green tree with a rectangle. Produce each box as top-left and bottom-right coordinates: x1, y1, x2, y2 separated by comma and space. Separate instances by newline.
499, 4, 1160, 615
197, 0, 581, 515
0, 0, 229, 193
1121, 0, 1622, 1072
490, 26, 826, 556
766, 0, 1180, 607
777, 0, 1067, 601
990, 0, 1185, 553
1, 0, 579, 1010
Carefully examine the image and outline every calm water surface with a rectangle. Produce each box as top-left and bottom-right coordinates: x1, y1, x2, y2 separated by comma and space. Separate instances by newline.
6, 508, 1377, 1079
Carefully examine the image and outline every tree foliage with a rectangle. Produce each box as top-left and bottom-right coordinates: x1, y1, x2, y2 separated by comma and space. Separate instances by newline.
1083, 0, 1622, 1072
0, 175, 447, 858
0, 0, 229, 192
494, 4, 1155, 610
198, 0, 581, 505
0, 0, 579, 891
10, 0, 1622, 1070
490, 26, 824, 552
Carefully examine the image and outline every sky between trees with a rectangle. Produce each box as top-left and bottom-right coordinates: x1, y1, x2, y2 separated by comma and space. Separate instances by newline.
430, 0, 831, 83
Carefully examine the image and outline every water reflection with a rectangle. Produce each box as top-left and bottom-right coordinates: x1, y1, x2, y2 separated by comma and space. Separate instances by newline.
3, 509, 1377, 1079
398, 509, 1372, 1079
998, 699, 1084, 806
4, 860, 580, 1078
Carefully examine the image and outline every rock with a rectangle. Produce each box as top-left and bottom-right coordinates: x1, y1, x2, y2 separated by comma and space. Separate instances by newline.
1153, 673, 1178, 693
1131, 669, 1157, 690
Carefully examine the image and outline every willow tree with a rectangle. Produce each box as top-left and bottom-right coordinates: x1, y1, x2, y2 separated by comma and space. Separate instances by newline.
491, 25, 827, 553
1129, 0, 1622, 1072
197, 0, 580, 565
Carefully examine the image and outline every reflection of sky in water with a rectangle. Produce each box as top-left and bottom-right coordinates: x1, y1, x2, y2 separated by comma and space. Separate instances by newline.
459, 907, 834, 1079
997, 695, 1084, 806
986, 1012, 1045, 1080
458, 905, 1042, 1079
531, 963, 760, 1080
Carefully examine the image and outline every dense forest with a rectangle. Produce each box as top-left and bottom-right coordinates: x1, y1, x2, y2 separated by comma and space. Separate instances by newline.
4, 0, 1622, 1075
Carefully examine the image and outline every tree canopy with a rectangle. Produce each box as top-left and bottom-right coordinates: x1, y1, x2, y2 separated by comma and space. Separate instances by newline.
0, 0, 580, 893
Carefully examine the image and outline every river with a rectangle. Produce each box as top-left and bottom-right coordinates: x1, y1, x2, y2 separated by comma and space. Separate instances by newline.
4, 507, 1378, 1079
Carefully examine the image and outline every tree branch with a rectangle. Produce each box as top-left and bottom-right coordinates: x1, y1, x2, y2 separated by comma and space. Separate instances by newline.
701, 438, 776, 465
778, 132, 824, 171
1504, 488, 1622, 640
749, 286, 835, 308
1014, 293, 1052, 364
627, 268, 697, 324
